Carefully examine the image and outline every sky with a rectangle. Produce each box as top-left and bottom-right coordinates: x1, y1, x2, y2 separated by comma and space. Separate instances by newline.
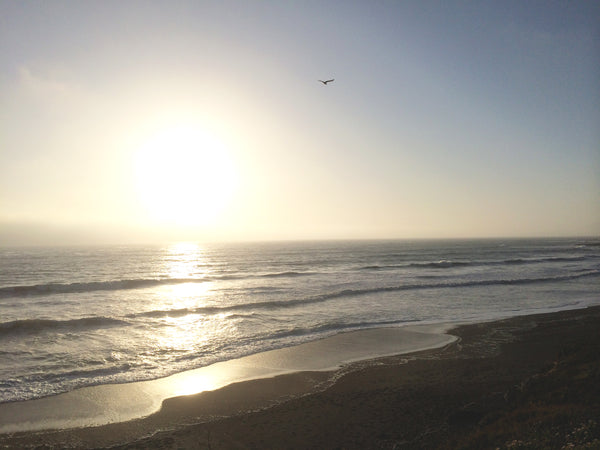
1, 0, 599, 245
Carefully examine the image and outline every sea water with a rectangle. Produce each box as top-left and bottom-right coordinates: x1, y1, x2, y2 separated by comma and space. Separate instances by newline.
1, 238, 599, 404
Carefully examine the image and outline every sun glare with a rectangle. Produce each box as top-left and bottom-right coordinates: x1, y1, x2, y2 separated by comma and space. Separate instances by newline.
133, 124, 237, 227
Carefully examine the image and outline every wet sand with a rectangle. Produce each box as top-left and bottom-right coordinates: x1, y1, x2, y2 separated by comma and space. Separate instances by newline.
1, 306, 599, 449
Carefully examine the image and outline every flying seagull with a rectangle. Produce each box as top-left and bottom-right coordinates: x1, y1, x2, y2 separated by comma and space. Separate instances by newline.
318, 79, 334, 85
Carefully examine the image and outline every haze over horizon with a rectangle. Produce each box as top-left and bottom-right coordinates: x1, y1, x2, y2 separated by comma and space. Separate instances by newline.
1, 1, 599, 246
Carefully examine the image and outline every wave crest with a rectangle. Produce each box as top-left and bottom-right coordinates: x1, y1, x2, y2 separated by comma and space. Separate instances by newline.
0, 317, 130, 338
0, 271, 318, 299
131, 270, 600, 319
358, 255, 593, 271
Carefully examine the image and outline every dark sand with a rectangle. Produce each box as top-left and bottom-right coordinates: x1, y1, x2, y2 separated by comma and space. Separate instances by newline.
2, 306, 599, 449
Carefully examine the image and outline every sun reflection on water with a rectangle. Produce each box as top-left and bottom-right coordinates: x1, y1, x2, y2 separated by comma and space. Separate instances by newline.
170, 367, 221, 396
147, 242, 240, 389
158, 241, 214, 306
165, 242, 208, 279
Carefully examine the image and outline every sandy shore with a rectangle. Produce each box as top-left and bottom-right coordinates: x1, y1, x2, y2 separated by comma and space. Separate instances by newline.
1, 306, 599, 449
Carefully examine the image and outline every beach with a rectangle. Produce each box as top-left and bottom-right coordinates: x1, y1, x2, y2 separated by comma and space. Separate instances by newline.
2, 0, 599, 447
1, 305, 599, 449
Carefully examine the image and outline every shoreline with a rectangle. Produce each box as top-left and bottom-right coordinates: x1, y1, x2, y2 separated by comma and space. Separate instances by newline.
0, 305, 588, 433
1, 305, 600, 448
0, 323, 457, 434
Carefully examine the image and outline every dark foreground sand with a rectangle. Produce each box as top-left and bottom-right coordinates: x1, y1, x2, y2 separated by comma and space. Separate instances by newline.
2, 306, 599, 449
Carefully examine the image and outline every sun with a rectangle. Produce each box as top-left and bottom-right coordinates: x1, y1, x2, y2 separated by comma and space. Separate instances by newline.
133, 124, 237, 227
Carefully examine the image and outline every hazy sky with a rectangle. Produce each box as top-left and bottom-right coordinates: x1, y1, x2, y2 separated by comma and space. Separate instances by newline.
1, 1, 599, 245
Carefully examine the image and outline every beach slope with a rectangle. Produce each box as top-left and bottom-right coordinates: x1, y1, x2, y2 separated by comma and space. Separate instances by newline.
1, 306, 599, 449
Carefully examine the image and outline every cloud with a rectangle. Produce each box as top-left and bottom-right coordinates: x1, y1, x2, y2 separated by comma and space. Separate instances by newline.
16, 65, 81, 101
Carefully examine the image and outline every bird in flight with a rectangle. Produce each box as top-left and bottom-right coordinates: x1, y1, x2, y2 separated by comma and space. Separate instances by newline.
318, 79, 334, 85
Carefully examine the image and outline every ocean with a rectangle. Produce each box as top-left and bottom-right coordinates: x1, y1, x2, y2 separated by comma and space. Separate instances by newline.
1, 238, 599, 405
